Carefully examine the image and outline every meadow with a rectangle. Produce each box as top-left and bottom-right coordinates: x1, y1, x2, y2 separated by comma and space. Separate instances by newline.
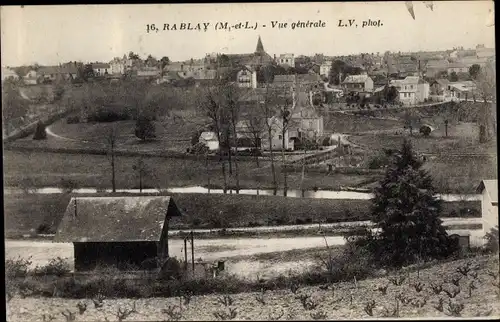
4, 191, 481, 238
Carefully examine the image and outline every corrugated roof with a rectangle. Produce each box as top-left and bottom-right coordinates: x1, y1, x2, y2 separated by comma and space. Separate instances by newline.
477, 180, 498, 204
54, 196, 182, 243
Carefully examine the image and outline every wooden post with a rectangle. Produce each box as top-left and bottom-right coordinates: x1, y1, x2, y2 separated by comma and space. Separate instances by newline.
191, 231, 195, 276
184, 237, 188, 271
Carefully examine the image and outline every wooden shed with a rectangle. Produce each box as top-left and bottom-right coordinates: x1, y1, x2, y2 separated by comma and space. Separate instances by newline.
54, 196, 182, 271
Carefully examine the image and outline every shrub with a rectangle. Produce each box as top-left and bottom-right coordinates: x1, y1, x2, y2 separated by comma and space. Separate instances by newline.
420, 125, 432, 137
36, 223, 51, 234
158, 257, 183, 281
59, 178, 78, 193
484, 226, 499, 253
33, 257, 71, 277
6, 256, 32, 278
66, 115, 80, 124
135, 116, 156, 141
33, 122, 47, 140
368, 155, 389, 169
189, 142, 210, 155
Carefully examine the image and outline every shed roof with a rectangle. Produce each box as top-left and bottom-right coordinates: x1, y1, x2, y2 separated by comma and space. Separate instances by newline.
54, 196, 182, 243
476, 180, 498, 204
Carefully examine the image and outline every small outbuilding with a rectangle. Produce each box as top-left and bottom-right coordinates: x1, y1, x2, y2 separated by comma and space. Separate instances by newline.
476, 179, 498, 238
54, 196, 182, 271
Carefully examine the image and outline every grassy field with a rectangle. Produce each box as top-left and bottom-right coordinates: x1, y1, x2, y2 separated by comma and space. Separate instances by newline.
47, 109, 208, 153
4, 192, 481, 238
3, 149, 378, 191
348, 122, 496, 155
323, 111, 401, 134
347, 121, 497, 193
6, 254, 500, 320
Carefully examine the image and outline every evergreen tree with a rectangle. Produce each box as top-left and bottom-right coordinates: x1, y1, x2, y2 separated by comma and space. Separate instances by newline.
32, 122, 47, 140
367, 140, 457, 267
135, 116, 156, 141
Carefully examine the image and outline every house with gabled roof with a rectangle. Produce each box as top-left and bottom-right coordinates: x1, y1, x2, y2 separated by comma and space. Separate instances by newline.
37, 66, 78, 82
342, 74, 374, 94
54, 196, 182, 271
390, 76, 429, 106
476, 180, 498, 239
236, 65, 257, 88
91, 63, 111, 76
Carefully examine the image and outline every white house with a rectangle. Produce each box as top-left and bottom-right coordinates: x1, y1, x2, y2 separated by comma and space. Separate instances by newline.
236, 65, 257, 88
390, 76, 429, 106
110, 56, 131, 75
319, 61, 333, 77
92, 63, 111, 76
277, 53, 295, 68
342, 74, 374, 94
261, 116, 293, 151
199, 131, 220, 151
476, 179, 498, 240
23, 70, 38, 85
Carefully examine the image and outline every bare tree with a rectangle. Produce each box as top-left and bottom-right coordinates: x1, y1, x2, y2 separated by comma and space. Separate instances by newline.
274, 87, 294, 196
106, 126, 118, 193
258, 84, 279, 192
225, 84, 242, 193
242, 107, 266, 167
200, 82, 230, 193
475, 60, 496, 143
300, 131, 319, 195
132, 157, 151, 192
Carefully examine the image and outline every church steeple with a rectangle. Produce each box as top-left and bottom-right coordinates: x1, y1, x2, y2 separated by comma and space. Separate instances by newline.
255, 36, 265, 53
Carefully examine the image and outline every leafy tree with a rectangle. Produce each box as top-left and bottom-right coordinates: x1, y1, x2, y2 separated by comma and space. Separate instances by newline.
449, 71, 458, 82
135, 115, 156, 141
360, 140, 457, 267
2, 81, 29, 134
160, 56, 170, 70
32, 121, 47, 140
218, 54, 230, 67
80, 64, 95, 80
145, 55, 158, 67
383, 85, 399, 104
128, 51, 140, 60
469, 64, 481, 80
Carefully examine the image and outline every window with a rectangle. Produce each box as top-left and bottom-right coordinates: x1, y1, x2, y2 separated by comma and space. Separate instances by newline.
278, 135, 282, 140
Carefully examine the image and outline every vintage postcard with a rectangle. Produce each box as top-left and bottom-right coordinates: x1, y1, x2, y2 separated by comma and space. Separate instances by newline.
2, 1, 497, 321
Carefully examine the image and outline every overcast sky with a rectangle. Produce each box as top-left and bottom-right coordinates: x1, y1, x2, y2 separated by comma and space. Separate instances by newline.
1, 1, 495, 67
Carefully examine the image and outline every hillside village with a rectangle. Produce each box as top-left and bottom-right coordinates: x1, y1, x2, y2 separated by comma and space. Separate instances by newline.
3, 25, 499, 322
2, 37, 496, 150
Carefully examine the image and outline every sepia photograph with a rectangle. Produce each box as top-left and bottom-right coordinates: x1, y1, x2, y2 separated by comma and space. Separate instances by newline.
2, 1, 498, 321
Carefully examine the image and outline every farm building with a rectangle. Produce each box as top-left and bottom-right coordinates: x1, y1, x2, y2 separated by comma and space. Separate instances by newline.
54, 196, 182, 271
476, 179, 498, 238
